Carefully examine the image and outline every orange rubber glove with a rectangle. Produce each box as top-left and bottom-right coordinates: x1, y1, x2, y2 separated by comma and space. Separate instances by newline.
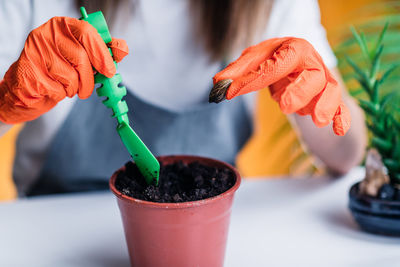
0, 17, 129, 124
211, 37, 351, 136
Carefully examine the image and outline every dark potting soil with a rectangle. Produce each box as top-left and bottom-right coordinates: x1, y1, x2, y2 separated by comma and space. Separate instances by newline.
115, 161, 236, 203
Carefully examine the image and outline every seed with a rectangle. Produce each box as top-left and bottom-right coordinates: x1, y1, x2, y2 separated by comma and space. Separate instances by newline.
209, 79, 233, 103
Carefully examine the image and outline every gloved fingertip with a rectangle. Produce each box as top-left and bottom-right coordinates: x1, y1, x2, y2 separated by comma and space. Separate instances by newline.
314, 119, 330, 128
279, 93, 294, 114
77, 85, 94, 99
212, 76, 218, 85
102, 64, 117, 78
311, 111, 331, 128
113, 52, 129, 63
226, 83, 240, 100
77, 92, 89, 100
109, 38, 129, 63
333, 125, 345, 136
333, 118, 350, 136
212, 72, 228, 86
333, 103, 351, 136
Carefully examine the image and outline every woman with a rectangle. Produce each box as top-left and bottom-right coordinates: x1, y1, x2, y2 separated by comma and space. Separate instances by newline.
0, 0, 366, 196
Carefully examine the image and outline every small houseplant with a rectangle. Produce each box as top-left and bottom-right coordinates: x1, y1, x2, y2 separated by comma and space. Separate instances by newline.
344, 24, 400, 235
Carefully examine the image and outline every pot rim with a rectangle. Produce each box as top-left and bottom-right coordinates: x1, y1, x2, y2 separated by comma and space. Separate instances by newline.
350, 182, 400, 206
109, 155, 241, 209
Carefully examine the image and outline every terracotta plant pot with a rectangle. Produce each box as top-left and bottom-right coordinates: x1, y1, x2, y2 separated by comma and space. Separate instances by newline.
109, 155, 241, 267
349, 182, 400, 236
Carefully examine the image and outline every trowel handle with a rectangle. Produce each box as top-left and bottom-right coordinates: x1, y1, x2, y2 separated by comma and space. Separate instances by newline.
79, 7, 112, 44
79, 6, 129, 125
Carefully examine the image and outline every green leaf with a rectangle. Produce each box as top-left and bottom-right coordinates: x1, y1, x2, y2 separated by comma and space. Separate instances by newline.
383, 159, 400, 172
372, 137, 392, 153
372, 118, 385, 134
360, 32, 371, 60
392, 135, 400, 158
371, 81, 379, 104
381, 90, 400, 113
370, 44, 383, 79
373, 22, 389, 56
385, 115, 400, 134
350, 26, 370, 61
394, 174, 400, 184
346, 56, 371, 90
355, 76, 372, 96
379, 64, 399, 84
367, 122, 386, 136
358, 99, 378, 115
392, 118, 400, 130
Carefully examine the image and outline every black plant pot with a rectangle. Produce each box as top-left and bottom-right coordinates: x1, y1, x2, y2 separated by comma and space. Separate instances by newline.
349, 182, 400, 236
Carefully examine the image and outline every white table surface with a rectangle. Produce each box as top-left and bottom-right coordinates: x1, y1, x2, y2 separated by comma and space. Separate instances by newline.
1, 167, 399, 267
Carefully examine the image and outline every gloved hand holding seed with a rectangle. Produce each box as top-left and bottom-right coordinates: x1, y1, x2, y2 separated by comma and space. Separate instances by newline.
210, 37, 351, 136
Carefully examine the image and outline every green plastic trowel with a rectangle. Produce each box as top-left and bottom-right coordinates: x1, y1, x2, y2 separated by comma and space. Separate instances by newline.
79, 7, 160, 185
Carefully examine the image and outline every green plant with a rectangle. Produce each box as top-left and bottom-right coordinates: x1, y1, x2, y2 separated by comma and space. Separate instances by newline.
346, 23, 400, 185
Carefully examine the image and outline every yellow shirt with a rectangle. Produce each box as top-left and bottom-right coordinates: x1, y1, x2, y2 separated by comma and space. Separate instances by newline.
236, 90, 321, 178
0, 125, 20, 201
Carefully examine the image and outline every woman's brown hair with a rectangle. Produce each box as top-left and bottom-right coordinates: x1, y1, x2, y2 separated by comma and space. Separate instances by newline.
76, 0, 273, 61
